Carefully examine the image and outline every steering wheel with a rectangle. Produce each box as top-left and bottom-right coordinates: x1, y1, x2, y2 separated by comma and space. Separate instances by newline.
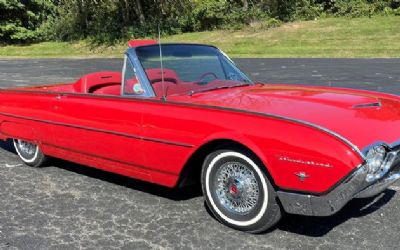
196, 72, 218, 85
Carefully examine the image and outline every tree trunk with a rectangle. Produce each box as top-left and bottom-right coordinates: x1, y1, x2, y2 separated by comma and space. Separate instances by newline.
135, 0, 145, 24
242, 0, 249, 11
77, 0, 88, 36
120, 0, 130, 24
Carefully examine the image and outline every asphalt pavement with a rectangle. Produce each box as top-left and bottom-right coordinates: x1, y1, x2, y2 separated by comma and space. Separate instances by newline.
0, 58, 399, 250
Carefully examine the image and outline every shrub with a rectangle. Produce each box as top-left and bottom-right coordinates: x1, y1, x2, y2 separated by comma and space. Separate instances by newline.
2, 0, 400, 45
0, 0, 54, 43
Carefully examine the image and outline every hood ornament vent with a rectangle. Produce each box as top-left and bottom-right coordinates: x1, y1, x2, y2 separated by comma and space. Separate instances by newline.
353, 102, 381, 109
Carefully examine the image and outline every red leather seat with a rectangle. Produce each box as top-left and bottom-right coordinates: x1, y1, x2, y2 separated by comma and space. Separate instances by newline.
92, 85, 121, 95
73, 72, 122, 93
146, 68, 181, 85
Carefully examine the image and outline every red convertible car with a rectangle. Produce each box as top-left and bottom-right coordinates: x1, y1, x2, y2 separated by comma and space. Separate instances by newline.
0, 40, 399, 233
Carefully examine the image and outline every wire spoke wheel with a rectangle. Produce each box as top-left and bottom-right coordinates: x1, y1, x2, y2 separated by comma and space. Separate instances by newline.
16, 140, 37, 157
215, 162, 260, 215
13, 139, 47, 167
202, 149, 282, 233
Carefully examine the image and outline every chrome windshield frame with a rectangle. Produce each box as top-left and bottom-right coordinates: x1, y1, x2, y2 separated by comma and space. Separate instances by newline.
217, 48, 253, 84
123, 48, 156, 98
125, 43, 254, 99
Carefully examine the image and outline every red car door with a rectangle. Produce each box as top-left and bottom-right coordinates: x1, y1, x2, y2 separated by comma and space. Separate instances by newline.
50, 94, 147, 175
139, 100, 201, 177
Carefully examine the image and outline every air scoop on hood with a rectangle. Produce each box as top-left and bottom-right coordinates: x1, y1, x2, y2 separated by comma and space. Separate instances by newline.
352, 101, 382, 109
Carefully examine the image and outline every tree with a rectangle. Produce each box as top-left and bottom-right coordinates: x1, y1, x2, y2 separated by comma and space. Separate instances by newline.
0, 0, 54, 43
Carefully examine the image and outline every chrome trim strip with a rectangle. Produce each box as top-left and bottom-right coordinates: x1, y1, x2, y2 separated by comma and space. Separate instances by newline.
120, 55, 127, 96
0, 112, 194, 148
274, 115, 365, 159
170, 101, 364, 160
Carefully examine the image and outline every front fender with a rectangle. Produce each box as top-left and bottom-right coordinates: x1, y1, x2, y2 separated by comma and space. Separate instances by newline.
196, 118, 364, 194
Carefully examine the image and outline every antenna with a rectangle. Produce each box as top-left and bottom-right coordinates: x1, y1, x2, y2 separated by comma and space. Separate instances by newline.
158, 24, 166, 101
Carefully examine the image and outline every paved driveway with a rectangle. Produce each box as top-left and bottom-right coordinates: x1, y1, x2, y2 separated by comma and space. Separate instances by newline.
0, 58, 399, 250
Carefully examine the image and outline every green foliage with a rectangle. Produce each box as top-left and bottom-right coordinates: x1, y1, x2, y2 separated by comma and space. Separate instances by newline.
0, 0, 54, 43
1, 0, 399, 44
321, 0, 398, 17
277, 0, 323, 21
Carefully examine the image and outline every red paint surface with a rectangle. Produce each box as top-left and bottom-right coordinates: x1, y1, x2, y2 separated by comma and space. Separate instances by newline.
128, 39, 157, 48
1, 72, 399, 193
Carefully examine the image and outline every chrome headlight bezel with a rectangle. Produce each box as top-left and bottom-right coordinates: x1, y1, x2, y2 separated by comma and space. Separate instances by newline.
365, 145, 387, 182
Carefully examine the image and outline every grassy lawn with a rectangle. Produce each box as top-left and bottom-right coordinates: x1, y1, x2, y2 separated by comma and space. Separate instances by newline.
1, 16, 399, 58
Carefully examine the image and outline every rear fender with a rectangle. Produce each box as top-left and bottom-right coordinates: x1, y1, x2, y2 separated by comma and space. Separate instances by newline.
0, 121, 36, 142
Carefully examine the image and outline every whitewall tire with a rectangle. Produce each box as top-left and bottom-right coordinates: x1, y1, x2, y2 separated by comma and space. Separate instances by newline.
13, 139, 47, 167
201, 149, 281, 233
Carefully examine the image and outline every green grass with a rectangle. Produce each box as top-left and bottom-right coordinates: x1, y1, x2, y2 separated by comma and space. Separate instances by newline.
0, 41, 125, 58
1, 16, 399, 58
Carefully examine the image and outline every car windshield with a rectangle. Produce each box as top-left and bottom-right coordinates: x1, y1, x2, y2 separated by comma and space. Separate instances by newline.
135, 44, 253, 97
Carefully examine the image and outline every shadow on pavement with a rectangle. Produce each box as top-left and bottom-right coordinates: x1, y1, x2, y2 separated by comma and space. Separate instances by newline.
0, 139, 16, 153
277, 189, 396, 236
51, 157, 203, 201
0, 139, 396, 236
0, 139, 202, 201
202, 190, 396, 236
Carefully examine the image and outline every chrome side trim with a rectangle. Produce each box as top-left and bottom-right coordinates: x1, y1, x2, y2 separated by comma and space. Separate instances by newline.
0, 112, 194, 148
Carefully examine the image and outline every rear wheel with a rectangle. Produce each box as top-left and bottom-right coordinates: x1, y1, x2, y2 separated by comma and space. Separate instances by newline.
13, 139, 47, 167
201, 149, 282, 233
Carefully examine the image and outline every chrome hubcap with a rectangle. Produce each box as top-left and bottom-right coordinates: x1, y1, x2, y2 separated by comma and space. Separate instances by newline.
215, 162, 260, 215
17, 140, 37, 156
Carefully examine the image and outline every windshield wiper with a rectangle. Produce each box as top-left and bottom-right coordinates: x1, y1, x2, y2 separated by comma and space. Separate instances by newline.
188, 83, 251, 96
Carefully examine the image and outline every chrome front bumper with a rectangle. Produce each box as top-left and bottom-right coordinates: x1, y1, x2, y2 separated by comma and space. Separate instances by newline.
277, 149, 400, 216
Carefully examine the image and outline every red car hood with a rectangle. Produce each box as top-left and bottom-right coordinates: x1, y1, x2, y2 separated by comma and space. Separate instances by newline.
171, 84, 400, 152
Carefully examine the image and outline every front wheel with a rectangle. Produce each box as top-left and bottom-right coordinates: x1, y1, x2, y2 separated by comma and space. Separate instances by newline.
13, 139, 47, 167
201, 149, 281, 233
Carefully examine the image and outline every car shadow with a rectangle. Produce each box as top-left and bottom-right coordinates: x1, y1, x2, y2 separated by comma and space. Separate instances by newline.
51, 157, 203, 201
1, 139, 396, 235
202, 187, 396, 236
277, 189, 396, 237
0, 139, 16, 153
0, 139, 202, 201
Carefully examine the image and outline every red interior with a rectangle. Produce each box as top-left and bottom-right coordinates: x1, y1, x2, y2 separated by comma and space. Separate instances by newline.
21, 68, 240, 97
92, 85, 121, 95
75, 71, 122, 93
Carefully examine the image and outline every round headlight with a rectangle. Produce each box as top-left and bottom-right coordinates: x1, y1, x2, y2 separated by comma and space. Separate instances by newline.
366, 145, 386, 174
